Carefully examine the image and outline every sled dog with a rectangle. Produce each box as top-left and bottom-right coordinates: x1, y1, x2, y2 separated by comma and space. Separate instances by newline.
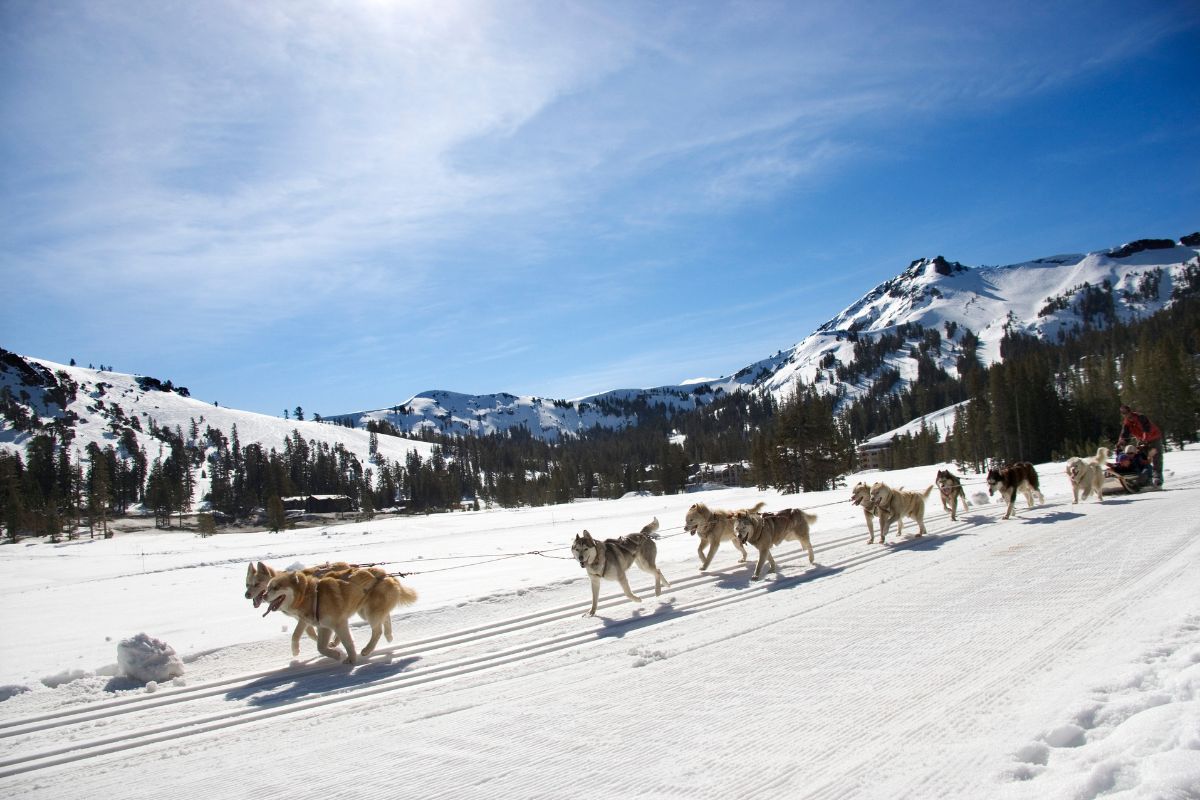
571, 518, 670, 617
262, 566, 417, 664
850, 482, 888, 543
245, 561, 354, 655
733, 508, 817, 580
683, 501, 763, 570
869, 482, 934, 542
934, 469, 971, 521
986, 462, 1044, 519
1065, 447, 1108, 504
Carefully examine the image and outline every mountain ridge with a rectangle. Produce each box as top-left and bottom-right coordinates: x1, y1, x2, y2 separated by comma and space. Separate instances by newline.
331, 234, 1199, 440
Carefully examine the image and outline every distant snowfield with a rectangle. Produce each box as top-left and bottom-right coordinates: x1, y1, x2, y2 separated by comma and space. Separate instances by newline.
1, 453, 1199, 798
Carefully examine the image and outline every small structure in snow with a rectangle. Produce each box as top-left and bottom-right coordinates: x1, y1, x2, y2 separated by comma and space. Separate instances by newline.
117, 633, 185, 683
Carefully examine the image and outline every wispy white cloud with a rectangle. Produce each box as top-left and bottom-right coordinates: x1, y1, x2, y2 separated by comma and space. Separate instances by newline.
3, 0, 1196, 408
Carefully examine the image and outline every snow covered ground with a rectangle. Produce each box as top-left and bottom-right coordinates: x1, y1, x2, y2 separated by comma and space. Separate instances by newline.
1, 452, 1199, 799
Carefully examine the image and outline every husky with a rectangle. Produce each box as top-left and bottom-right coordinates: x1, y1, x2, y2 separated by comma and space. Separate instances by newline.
850, 481, 888, 543
262, 566, 417, 664
571, 518, 670, 617
733, 508, 817, 580
986, 462, 1044, 519
870, 482, 934, 541
245, 561, 354, 655
934, 469, 971, 521
683, 501, 763, 570
1065, 447, 1108, 504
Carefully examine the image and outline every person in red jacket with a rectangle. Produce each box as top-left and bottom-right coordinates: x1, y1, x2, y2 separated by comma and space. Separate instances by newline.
1117, 404, 1164, 487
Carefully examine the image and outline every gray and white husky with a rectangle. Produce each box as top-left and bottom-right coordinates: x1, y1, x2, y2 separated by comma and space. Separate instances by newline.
572, 518, 670, 617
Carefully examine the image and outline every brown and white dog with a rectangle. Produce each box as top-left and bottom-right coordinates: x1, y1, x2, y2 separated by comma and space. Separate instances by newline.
1065, 447, 1109, 504
869, 482, 934, 542
245, 561, 354, 655
986, 462, 1044, 519
850, 481, 888, 543
683, 501, 762, 570
934, 469, 970, 521
733, 508, 817, 580
261, 566, 418, 664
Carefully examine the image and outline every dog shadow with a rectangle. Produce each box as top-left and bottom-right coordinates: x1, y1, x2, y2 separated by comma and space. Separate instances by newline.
225, 655, 420, 707
594, 599, 687, 639
886, 532, 967, 551
1021, 511, 1086, 525
710, 561, 845, 592
761, 563, 847, 593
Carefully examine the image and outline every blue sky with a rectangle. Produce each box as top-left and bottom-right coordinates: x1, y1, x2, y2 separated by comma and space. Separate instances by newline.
2, 0, 1198, 418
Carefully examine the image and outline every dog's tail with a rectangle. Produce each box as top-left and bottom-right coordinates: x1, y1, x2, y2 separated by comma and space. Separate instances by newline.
803, 511, 817, 526
641, 517, 660, 538
749, 501, 766, 513
392, 579, 419, 606
921, 485, 935, 499
1093, 446, 1110, 464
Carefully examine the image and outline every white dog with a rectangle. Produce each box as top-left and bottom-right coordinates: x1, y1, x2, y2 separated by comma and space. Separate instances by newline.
1065, 446, 1109, 504
869, 482, 933, 542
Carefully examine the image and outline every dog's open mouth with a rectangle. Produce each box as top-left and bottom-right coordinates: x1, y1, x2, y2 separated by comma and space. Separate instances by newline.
251, 590, 267, 608
262, 594, 286, 616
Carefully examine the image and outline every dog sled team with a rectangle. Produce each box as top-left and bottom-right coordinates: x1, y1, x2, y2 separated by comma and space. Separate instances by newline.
244, 403, 1167, 661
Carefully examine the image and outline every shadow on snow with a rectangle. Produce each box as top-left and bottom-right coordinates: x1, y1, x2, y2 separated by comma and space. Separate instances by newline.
224, 654, 421, 707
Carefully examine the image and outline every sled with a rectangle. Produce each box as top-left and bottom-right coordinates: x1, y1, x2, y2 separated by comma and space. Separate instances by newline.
1103, 444, 1160, 495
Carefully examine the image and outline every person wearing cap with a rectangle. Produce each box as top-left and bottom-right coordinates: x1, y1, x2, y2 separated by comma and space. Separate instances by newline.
1112, 444, 1153, 484
1117, 404, 1164, 487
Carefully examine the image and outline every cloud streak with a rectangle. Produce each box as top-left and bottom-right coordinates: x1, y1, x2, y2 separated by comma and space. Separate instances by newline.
2, 0, 1196, 411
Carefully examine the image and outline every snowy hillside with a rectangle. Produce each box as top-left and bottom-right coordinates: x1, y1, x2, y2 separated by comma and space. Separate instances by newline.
0, 352, 436, 477
335, 386, 714, 441
337, 235, 1200, 439
749, 239, 1200, 400
1, 451, 1198, 798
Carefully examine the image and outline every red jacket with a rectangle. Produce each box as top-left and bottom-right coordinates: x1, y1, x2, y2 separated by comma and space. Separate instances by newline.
1120, 411, 1162, 443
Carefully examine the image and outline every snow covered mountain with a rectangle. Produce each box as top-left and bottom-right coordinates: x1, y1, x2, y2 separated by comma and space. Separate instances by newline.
0, 352, 436, 471
336, 234, 1200, 439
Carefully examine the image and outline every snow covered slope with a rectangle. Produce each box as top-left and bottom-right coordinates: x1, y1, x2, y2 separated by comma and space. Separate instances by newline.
0, 352, 435, 471
339, 235, 1200, 439
760, 241, 1200, 395
1, 450, 1197, 798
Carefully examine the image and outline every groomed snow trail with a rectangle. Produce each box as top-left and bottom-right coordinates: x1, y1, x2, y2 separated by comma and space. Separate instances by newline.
2, 468, 1198, 799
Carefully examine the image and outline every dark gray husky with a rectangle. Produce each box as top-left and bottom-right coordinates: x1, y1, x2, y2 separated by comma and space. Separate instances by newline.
572, 518, 670, 616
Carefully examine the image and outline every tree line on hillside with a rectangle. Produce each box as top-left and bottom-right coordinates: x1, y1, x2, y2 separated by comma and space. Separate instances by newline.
2, 278, 1199, 539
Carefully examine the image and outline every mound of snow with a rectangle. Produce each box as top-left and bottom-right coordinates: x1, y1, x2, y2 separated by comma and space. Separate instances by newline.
117, 633, 184, 683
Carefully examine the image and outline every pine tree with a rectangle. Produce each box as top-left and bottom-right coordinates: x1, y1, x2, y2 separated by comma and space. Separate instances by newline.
267, 495, 287, 532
